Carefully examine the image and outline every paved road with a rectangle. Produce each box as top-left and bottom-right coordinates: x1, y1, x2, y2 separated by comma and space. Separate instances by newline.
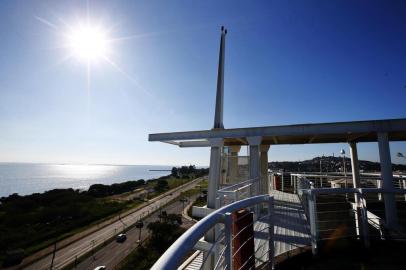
22, 177, 205, 270
75, 194, 198, 270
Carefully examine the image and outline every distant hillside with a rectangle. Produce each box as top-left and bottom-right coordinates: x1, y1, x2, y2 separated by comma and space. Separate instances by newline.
269, 156, 406, 173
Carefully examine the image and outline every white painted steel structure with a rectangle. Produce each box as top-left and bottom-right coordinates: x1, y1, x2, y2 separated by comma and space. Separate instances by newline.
148, 27, 406, 269
150, 195, 274, 270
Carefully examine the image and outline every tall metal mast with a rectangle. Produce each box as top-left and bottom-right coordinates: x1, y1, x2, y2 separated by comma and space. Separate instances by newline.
213, 26, 227, 129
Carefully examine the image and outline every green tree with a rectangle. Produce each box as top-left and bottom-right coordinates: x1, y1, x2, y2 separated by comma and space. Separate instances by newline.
155, 179, 169, 192
171, 167, 178, 177
147, 220, 184, 253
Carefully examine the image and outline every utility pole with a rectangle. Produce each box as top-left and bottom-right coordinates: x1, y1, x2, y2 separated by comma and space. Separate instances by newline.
50, 241, 57, 270
91, 240, 96, 261
136, 221, 144, 245
50, 216, 61, 270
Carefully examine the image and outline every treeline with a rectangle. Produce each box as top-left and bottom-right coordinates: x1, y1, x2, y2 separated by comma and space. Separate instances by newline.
71, 165, 209, 198
269, 156, 406, 172
87, 179, 146, 197
86, 166, 208, 197
0, 189, 127, 265
171, 165, 209, 178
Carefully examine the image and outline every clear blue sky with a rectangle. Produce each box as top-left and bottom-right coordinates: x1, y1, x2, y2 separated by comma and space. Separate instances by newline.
0, 0, 405, 166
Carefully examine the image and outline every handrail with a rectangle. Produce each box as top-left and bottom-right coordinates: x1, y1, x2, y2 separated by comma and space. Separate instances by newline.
302, 187, 406, 195
151, 195, 272, 270
298, 184, 406, 255
218, 177, 258, 193
291, 172, 406, 179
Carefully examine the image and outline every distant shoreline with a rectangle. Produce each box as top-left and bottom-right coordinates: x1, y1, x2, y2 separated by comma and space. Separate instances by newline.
0, 161, 181, 167
0, 164, 173, 198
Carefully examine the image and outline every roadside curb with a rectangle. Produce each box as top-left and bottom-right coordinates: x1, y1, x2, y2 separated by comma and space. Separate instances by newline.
6, 176, 206, 270
182, 198, 199, 223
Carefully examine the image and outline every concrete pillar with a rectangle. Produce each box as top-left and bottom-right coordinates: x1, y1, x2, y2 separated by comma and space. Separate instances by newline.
229, 146, 241, 184
247, 136, 262, 196
349, 142, 361, 190
377, 132, 398, 228
204, 138, 223, 270
260, 145, 270, 195
207, 138, 223, 209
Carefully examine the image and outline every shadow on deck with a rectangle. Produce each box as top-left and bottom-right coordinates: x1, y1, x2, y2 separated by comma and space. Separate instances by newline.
254, 190, 311, 267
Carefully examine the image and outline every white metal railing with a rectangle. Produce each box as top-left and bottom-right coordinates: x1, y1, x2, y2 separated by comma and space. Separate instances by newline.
299, 186, 406, 255
217, 177, 259, 207
191, 177, 260, 220
290, 172, 406, 191
151, 195, 274, 270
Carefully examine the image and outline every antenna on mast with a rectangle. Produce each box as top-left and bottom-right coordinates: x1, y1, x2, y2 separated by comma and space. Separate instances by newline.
213, 26, 227, 129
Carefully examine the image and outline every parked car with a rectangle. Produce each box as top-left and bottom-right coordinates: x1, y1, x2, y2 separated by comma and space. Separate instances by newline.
94, 266, 106, 270
116, 233, 127, 243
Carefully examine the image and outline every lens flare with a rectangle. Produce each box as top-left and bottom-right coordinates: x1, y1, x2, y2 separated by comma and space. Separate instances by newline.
66, 24, 109, 62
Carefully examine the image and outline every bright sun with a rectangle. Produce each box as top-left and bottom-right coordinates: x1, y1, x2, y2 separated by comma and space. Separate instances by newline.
66, 24, 110, 62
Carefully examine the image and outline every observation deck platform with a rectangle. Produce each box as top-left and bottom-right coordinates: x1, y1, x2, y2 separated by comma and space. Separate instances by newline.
181, 190, 311, 269
255, 190, 311, 266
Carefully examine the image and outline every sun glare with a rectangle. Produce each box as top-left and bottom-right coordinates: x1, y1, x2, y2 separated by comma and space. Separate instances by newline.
66, 24, 110, 62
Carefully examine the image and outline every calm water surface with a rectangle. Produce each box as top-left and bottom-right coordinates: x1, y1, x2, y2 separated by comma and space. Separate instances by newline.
0, 163, 172, 197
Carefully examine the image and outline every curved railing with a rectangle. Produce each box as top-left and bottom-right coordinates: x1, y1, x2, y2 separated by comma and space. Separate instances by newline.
298, 183, 406, 255
217, 177, 259, 207
151, 194, 274, 270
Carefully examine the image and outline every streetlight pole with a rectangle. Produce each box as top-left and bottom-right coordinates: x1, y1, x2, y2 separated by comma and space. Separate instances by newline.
135, 221, 144, 245
340, 149, 348, 200
340, 149, 347, 187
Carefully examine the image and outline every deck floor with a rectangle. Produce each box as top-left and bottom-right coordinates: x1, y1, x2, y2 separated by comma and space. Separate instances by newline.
255, 190, 311, 266
182, 190, 311, 269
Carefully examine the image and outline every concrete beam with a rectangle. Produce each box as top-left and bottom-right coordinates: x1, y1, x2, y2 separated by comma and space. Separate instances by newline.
247, 136, 262, 146
348, 132, 369, 142
162, 140, 179, 146
179, 140, 211, 147
308, 135, 317, 143
149, 118, 406, 143
272, 136, 278, 144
